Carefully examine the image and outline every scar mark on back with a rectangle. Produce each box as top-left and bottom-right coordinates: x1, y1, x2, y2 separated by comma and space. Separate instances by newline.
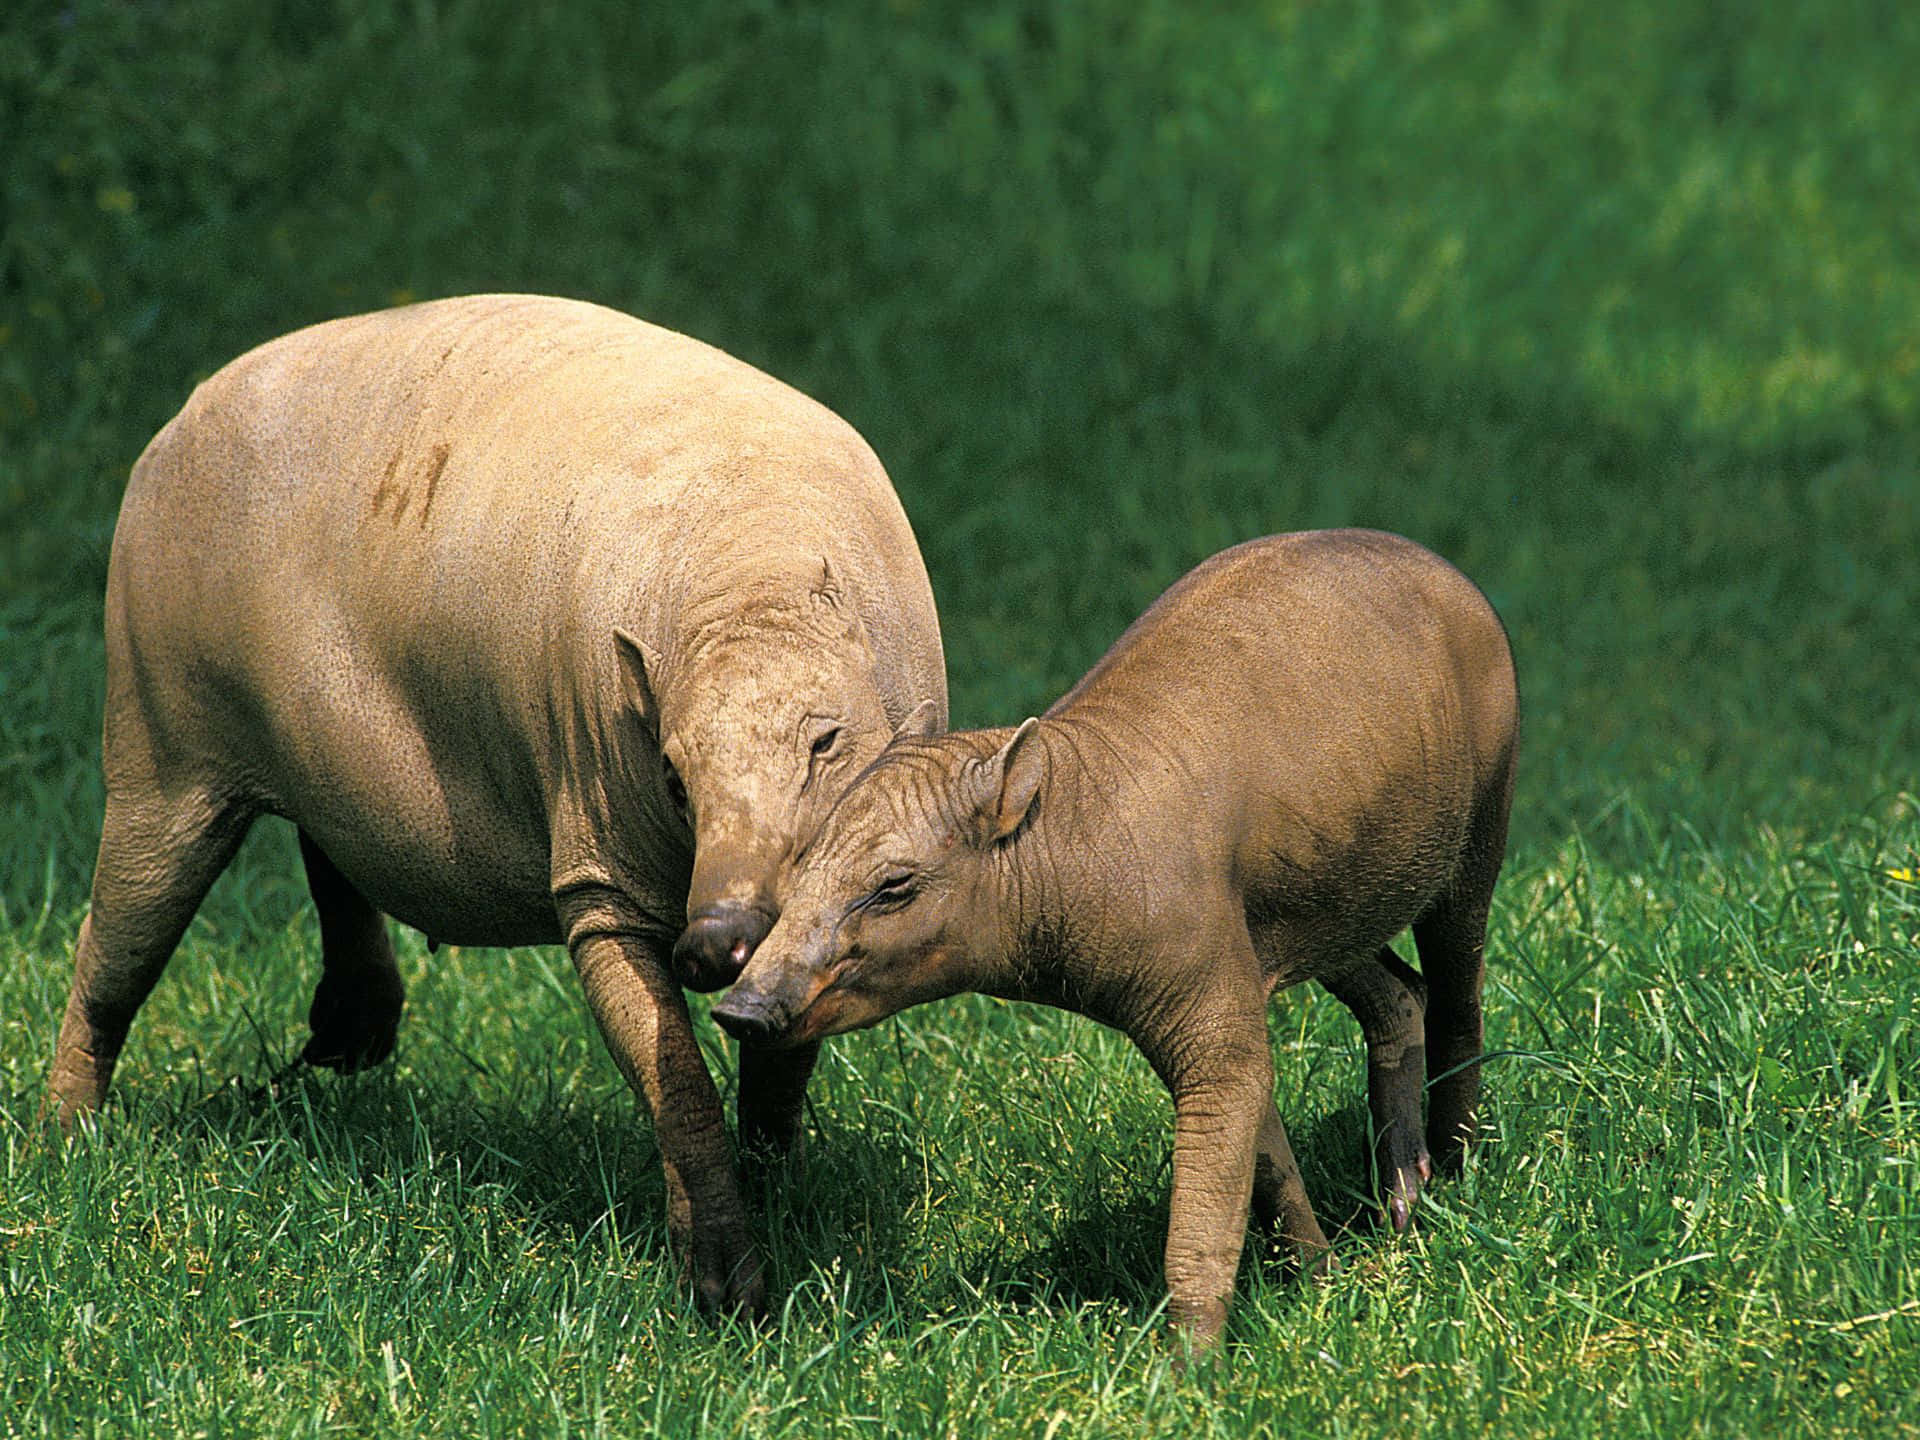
372, 450, 402, 516
417, 443, 449, 526
372, 443, 450, 527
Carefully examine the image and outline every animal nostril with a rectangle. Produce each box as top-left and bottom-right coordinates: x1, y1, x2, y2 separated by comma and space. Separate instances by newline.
671, 904, 774, 992
711, 992, 781, 1043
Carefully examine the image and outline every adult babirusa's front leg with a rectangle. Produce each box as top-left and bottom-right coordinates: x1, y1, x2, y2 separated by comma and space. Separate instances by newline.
299, 830, 405, 1072
558, 888, 764, 1318
736, 1040, 820, 1164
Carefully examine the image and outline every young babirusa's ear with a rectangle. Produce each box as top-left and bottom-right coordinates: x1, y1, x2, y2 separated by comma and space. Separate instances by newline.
966, 717, 1044, 845
892, 698, 943, 742
613, 628, 664, 722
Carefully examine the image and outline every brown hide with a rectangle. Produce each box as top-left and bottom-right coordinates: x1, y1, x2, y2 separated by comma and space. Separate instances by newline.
49, 295, 948, 1319
717, 529, 1516, 1352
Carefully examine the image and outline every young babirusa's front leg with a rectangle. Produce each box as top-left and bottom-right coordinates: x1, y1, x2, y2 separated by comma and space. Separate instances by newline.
1132, 981, 1275, 1353
1251, 1098, 1334, 1275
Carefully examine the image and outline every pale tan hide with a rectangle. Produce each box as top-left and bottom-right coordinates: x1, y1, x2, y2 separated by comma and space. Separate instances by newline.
714, 530, 1516, 1352
48, 294, 947, 1317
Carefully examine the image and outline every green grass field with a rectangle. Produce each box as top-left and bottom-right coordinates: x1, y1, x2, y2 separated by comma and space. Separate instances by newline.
3, 1, 1916, 1433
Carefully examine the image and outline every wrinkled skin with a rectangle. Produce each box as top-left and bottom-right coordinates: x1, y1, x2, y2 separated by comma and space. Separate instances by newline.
715, 530, 1517, 1354
46, 295, 947, 1319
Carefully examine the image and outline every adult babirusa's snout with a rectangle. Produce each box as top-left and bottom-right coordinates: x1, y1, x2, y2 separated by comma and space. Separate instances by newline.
672, 901, 774, 992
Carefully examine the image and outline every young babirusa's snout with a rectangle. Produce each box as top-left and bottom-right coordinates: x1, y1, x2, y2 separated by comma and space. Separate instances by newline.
719, 529, 1517, 1352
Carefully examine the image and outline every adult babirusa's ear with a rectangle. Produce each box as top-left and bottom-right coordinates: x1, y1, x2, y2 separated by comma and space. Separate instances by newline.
892, 698, 943, 742
966, 717, 1044, 845
613, 628, 664, 724
811, 556, 842, 609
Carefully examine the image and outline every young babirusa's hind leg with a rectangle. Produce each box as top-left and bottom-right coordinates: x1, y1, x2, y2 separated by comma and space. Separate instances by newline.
1412, 896, 1487, 1176
299, 830, 405, 1071
1321, 947, 1431, 1232
1415, 769, 1512, 1174
49, 788, 253, 1126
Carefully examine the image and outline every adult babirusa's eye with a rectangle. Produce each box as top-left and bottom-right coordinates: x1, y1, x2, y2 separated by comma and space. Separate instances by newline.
864, 870, 918, 911
662, 757, 689, 816
811, 726, 843, 759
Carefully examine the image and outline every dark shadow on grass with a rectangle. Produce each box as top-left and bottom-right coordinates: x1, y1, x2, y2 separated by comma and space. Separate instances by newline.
155, 1054, 922, 1314
68, 1015, 1489, 1347
932, 1091, 1501, 1338
899, 1096, 1397, 1323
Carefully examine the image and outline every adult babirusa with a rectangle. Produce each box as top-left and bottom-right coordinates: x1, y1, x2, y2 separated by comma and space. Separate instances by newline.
47, 294, 947, 1317
714, 529, 1517, 1351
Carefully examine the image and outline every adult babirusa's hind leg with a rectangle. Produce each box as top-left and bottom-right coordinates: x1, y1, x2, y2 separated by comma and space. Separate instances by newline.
48, 786, 254, 1126
1321, 947, 1431, 1232
1415, 762, 1514, 1174
299, 830, 405, 1071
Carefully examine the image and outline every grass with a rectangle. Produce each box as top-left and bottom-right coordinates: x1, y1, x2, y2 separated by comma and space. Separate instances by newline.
2, 0, 1917, 1434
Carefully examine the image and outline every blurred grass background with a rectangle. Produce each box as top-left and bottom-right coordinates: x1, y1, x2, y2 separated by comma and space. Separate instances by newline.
2, 1, 1916, 1435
